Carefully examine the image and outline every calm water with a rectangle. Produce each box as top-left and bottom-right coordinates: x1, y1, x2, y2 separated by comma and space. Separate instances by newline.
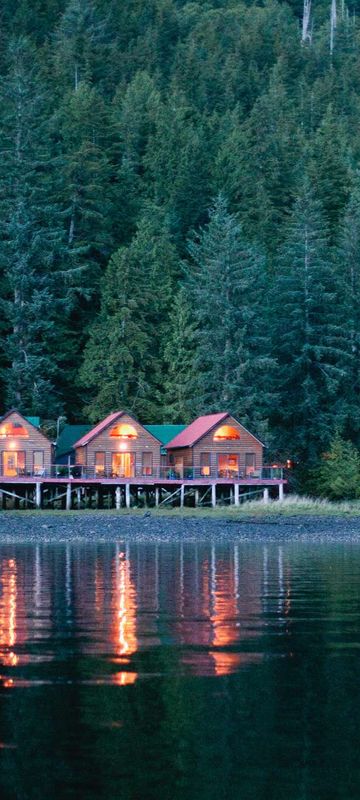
0, 540, 360, 799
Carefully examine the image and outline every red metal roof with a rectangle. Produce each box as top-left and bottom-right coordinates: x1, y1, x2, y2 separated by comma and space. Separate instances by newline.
73, 411, 125, 447
165, 413, 229, 449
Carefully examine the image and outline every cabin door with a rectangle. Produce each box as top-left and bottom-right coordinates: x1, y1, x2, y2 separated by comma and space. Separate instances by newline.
217, 454, 239, 478
2, 451, 26, 477
112, 452, 135, 478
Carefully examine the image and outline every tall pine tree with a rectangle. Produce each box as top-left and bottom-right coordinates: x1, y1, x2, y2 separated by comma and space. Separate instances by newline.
185, 194, 273, 435
271, 180, 349, 462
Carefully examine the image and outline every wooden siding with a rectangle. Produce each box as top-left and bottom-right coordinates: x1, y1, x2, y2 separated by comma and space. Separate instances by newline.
167, 415, 263, 474
75, 413, 161, 474
0, 410, 52, 475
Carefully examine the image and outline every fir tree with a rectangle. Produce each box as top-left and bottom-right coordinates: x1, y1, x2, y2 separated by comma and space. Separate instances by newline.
336, 183, 360, 443
271, 180, 349, 462
185, 194, 273, 432
79, 247, 153, 422
0, 38, 68, 416
315, 433, 360, 500
163, 288, 197, 423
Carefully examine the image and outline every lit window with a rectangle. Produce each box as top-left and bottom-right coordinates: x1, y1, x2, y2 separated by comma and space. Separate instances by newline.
0, 422, 29, 438
213, 425, 240, 441
110, 423, 137, 439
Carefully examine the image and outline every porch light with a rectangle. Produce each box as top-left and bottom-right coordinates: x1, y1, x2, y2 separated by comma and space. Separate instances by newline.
8, 441, 16, 450
119, 442, 127, 451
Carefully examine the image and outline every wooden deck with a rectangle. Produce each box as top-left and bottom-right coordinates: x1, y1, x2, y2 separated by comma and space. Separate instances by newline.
0, 474, 287, 509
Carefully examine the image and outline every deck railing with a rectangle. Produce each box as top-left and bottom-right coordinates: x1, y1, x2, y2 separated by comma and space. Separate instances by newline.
0, 465, 284, 481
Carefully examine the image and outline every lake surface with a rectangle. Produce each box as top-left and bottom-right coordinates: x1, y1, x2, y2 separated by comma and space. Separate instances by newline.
0, 540, 360, 799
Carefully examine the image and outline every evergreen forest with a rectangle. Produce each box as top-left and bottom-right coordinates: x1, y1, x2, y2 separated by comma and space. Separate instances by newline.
1, 0, 360, 473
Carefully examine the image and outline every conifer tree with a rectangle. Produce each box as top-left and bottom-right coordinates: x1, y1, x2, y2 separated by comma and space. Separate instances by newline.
185, 194, 273, 432
336, 184, 360, 443
162, 288, 197, 423
315, 433, 360, 500
0, 38, 69, 416
271, 180, 348, 461
53, 0, 106, 91
80, 206, 178, 421
79, 247, 153, 422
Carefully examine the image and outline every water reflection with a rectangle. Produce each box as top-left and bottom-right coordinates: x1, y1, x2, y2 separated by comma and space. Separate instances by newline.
0, 541, 296, 685
0, 558, 19, 669
1, 542, 360, 799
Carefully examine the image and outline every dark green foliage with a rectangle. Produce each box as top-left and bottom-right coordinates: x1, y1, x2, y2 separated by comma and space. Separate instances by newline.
162, 288, 197, 423
314, 433, 360, 500
0, 0, 359, 470
270, 181, 349, 462
0, 38, 68, 416
186, 195, 273, 434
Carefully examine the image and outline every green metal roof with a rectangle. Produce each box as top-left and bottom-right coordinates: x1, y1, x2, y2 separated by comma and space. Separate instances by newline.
56, 424, 92, 459
144, 424, 186, 446
26, 416, 40, 428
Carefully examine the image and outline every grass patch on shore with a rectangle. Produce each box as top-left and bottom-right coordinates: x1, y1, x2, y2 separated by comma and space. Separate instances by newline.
2, 495, 360, 518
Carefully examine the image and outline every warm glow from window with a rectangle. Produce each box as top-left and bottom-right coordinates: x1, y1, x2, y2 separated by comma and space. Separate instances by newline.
0, 422, 29, 438
213, 425, 240, 441
110, 423, 137, 439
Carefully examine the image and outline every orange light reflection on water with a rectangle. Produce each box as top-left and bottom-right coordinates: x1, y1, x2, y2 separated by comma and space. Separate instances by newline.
112, 550, 138, 685
0, 559, 19, 668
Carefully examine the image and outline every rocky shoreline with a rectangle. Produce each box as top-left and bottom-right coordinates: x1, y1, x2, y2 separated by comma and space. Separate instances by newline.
1, 512, 360, 543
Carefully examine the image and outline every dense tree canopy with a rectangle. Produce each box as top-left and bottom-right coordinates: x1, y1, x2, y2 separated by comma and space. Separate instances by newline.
0, 0, 360, 469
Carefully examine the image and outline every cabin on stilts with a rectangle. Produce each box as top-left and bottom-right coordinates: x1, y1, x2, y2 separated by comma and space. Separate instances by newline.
0, 409, 53, 477
0, 408, 286, 509
165, 413, 264, 480
73, 411, 163, 478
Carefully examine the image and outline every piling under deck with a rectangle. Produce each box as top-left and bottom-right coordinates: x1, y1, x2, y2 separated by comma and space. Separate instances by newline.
0, 476, 287, 510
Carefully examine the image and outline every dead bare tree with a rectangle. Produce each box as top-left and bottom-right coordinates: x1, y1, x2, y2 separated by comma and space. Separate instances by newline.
330, 0, 337, 55
302, 0, 312, 43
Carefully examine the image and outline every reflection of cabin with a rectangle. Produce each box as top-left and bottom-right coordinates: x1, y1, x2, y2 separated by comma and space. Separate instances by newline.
166, 413, 263, 479
73, 411, 162, 478
0, 409, 53, 477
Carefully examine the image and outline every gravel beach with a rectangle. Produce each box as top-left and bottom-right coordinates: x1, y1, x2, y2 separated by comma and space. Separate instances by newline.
1, 512, 360, 543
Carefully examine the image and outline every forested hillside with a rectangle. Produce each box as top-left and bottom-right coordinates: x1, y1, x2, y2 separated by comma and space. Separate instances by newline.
1, 0, 360, 467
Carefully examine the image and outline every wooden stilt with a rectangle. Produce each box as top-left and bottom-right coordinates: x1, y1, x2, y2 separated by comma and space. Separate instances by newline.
125, 483, 131, 509
77, 488, 81, 509
155, 487, 159, 507
115, 486, 121, 510
263, 487, 269, 504
35, 482, 42, 509
180, 484, 185, 508
195, 488, 199, 507
279, 483, 284, 501
66, 483, 72, 511
234, 483, 240, 507
211, 484, 216, 508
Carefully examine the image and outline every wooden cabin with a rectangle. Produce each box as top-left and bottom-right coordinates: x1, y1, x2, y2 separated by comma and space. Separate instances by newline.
165, 413, 263, 479
73, 411, 162, 478
0, 409, 53, 477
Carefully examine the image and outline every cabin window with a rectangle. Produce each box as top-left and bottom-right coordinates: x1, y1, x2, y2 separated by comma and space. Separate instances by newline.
142, 452, 153, 476
200, 453, 211, 477
95, 452, 106, 475
213, 425, 240, 441
217, 454, 239, 477
76, 448, 86, 465
2, 451, 26, 477
0, 422, 29, 438
33, 451, 44, 475
112, 452, 135, 478
245, 453, 256, 476
110, 423, 137, 439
